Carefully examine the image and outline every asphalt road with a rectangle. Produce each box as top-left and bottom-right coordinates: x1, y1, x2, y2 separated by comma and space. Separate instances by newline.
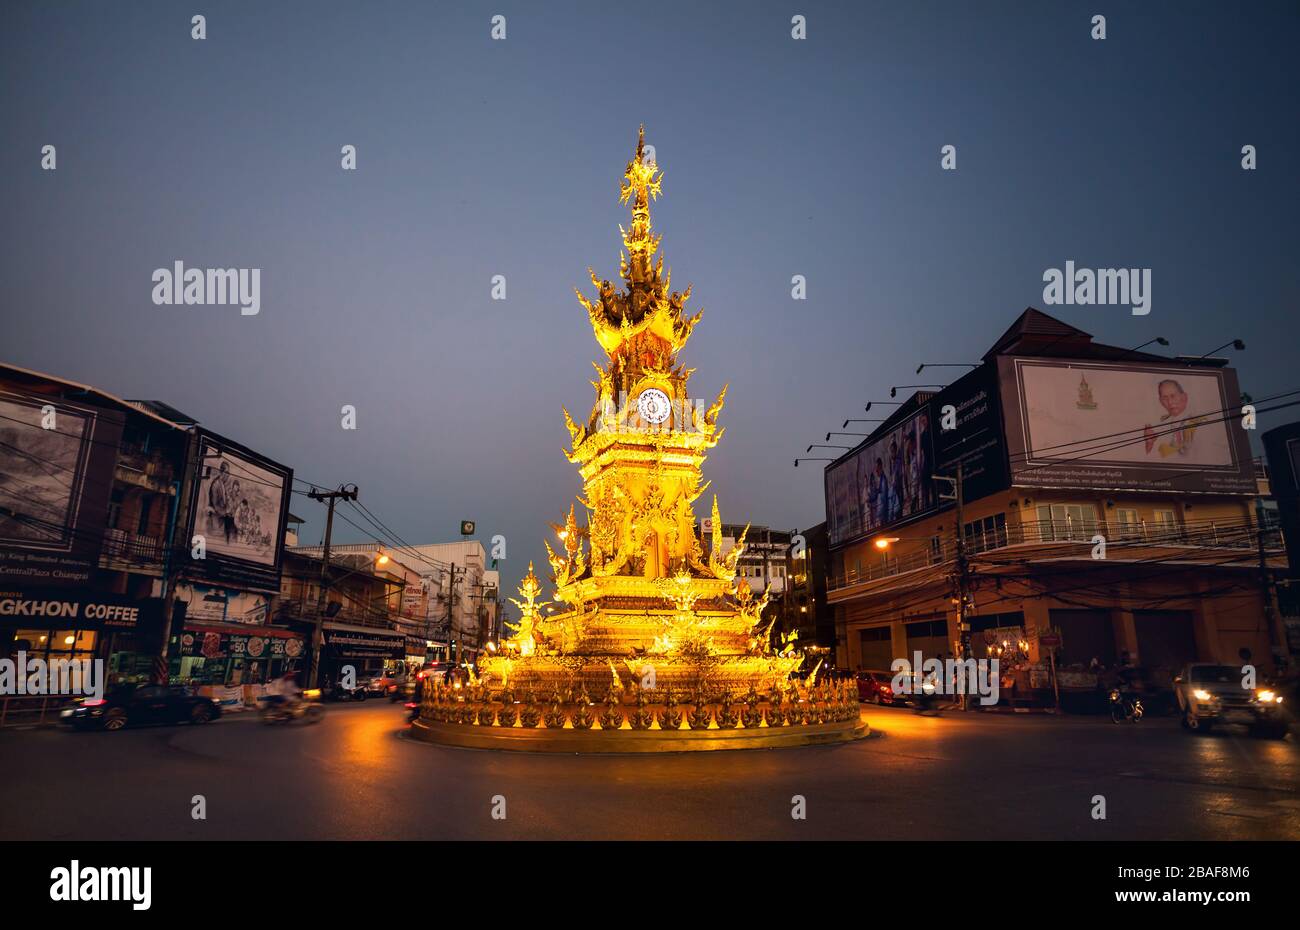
3, 701, 1297, 840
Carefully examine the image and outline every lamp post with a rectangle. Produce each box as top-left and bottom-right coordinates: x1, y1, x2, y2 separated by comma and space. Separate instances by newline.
873, 536, 900, 575
916, 363, 978, 375
1200, 339, 1245, 358
890, 385, 946, 398
806, 444, 850, 453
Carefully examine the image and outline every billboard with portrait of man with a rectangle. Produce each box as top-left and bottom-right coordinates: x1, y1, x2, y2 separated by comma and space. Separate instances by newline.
998, 357, 1255, 494
184, 429, 292, 591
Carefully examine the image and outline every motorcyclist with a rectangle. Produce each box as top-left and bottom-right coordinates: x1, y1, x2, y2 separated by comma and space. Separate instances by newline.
913, 669, 940, 714
269, 670, 303, 719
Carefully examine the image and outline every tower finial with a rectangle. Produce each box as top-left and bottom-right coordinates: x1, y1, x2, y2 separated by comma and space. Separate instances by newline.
620, 126, 662, 288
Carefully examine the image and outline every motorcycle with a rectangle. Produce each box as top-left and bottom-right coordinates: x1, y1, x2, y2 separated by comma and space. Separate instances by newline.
912, 676, 940, 715
259, 692, 325, 725
1109, 686, 1144, 723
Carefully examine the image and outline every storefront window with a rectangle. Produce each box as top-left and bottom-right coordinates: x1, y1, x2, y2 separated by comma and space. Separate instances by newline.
176, 655, 229, 685
11, 628, 97, 665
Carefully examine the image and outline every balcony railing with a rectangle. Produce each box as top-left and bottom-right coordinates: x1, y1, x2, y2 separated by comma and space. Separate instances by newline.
101, 527, 166, 565
828, 518, 1283, 591
271, 599, 399, 631
114, 447, 176, 491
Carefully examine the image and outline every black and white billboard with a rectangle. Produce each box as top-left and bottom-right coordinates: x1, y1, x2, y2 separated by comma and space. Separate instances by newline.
0, 392, 125, 585
184, 429, 292, 591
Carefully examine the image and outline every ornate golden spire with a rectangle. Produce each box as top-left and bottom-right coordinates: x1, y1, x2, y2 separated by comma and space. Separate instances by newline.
573, 127, 701, 366
619, 124, 663, 288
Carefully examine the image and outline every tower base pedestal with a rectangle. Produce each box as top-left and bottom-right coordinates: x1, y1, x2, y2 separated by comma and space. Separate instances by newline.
409, 716, 868, 753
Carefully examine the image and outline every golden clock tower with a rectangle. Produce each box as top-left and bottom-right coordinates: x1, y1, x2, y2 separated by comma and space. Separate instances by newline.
416, 129, 866, 750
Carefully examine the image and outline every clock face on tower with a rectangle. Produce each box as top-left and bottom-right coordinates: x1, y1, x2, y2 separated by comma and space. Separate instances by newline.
636, 388, 672, 425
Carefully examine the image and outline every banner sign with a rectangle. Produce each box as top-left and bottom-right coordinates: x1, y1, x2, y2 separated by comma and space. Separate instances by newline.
0, 587, 161, 630
929, 364, 1011, 504
178, 627, 305, 661
324, 628, 404, 659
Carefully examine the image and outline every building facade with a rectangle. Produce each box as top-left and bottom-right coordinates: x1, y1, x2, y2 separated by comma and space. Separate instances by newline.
823, 310, 1289, 706
1, 364, 295, 719
400, 540, 490, 665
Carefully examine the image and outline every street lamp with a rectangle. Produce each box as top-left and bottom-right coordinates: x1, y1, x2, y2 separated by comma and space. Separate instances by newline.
1200, 339, 1245, 358
890, 385, 945, 398
1114, 336, 1169, 360
873, 536, 900, 573
916, 363, 978, 374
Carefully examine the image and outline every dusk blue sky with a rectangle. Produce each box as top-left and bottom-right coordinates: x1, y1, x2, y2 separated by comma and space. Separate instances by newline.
3, 1, 1297, 599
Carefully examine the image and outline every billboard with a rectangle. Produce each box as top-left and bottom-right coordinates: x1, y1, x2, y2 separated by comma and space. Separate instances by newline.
929, 365, 1011, 504
999, 358, 1255, 494
0, 392, 125, 585
184, 429, 292, 591
1262, 421, 1300, 589
825, 408, 937, 547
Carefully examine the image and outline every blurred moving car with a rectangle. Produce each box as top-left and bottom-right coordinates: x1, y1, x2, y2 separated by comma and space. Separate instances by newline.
394, 663, 442, 702
61, 684, 222, 731
1173, 663, 1288, 738
366, 670, 403, 698
855, 669, 899, 705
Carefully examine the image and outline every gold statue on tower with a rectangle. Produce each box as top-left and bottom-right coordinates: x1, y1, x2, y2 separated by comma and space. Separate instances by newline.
414, 128, 865, 750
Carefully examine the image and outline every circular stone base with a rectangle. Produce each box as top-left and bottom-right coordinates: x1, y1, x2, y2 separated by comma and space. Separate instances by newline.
409, 717, 868, 752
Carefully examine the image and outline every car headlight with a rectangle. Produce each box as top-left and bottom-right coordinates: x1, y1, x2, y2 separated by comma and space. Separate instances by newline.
1256, 689, 1278, 703
1192, 689, 1213, 701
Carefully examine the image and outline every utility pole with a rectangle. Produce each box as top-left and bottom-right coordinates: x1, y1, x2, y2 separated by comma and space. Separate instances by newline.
156, 433, 215, 684
307, 484, 358, 687
1255, 502, 1284, 659
444, 562, 460, 667
934, 464, 972, 709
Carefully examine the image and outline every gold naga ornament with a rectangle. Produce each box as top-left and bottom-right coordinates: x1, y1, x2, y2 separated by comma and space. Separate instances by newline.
413, 128, 865, 751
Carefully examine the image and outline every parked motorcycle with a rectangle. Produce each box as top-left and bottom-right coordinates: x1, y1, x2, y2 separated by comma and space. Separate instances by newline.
1109, 686, 1144, 723
259, 693, 325, 725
